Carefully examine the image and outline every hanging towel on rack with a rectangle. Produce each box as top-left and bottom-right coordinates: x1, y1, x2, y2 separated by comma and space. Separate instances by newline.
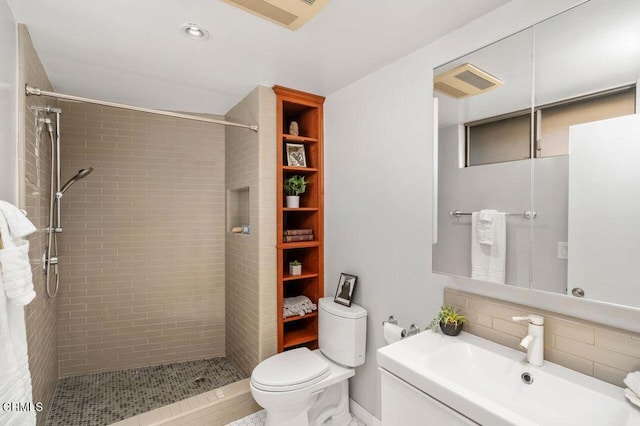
471, 211, 506, 284
477, 209, 498, 245
0, 201, 37, 425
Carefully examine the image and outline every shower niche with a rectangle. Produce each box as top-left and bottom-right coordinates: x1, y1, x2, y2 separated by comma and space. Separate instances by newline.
227, 186, 250, 233
274, 86, 325, 352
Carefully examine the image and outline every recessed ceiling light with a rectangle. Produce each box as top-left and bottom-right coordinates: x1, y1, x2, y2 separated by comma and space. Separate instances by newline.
181, 23, 209, 40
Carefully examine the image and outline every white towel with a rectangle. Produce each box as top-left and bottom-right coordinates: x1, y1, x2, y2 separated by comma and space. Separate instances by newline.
471, 211, 506, 284
624, 372, 640, 398
283, 296, 317, 318
0, 201, 36, 238
0, 204, 36, 306
0, 201, 36, 425
477, 209, 498, 245
0, 241, 36, 306
625, 388, 640, 409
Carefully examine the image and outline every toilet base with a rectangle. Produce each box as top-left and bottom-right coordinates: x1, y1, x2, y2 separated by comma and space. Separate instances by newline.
261, 380, 351, 426
264, 400, 314, 426
308, 380, 350, 426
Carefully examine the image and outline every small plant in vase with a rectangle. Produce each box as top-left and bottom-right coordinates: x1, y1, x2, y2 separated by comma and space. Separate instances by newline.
289, 260, 302, 276
429, 305, 467, 336
284, 175, 308, 208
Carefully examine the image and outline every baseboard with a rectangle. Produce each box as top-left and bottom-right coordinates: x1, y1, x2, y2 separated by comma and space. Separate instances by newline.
350, 398, 381, 426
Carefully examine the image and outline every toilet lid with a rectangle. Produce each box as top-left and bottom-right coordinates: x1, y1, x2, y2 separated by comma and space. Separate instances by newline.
251, 347, 330, 392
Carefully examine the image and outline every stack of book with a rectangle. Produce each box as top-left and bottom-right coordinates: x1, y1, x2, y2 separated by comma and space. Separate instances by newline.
283, 228, 314, 242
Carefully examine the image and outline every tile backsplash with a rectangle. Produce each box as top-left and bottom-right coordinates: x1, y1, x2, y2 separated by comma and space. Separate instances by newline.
444, 288, 640, 387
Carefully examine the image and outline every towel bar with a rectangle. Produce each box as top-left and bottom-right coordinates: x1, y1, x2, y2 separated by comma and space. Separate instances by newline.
449, 210, 536, 219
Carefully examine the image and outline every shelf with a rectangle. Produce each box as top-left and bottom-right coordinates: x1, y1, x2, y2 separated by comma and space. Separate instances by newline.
283, 272, 319, 281
275, 85, 324, 353
279, 241, 320, 249
283, 207, 318, 212
283, 166, 318, 173
283, 311, 318, 323
283, 134, 318, 143
283, 328, 318, 349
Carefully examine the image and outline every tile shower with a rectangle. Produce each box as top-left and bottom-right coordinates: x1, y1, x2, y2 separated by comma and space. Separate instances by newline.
18, 25, 276, 425
57, 102, 227, 376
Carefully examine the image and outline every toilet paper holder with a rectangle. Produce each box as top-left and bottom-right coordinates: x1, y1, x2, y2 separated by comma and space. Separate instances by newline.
382, 316, 420, 338
382, 316, 398, 326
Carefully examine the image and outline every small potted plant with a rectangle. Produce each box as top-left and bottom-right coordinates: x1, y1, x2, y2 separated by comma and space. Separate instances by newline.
429, 305, 466, 336
289, 260, 302, 276
284, 175, 308, 208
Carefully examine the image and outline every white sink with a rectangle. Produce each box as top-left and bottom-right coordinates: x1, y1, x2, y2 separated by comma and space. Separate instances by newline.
377, 330, 640, 425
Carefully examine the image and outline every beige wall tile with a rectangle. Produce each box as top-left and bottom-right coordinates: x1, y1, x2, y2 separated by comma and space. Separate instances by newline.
224, 86, 277, 375
492, 317, 527, 338
594, 363, 629, 388
467, 323, 521, 349
595, 329, 640, 358
555, 336, 640, 372
56, 101, 227, 376
468, 297, 525, 321
545, 317, 595, 344
443, 291, 469, 310
545, 347, 594, 376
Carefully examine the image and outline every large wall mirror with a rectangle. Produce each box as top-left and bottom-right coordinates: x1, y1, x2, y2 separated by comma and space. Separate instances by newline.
433, 0, 640, 310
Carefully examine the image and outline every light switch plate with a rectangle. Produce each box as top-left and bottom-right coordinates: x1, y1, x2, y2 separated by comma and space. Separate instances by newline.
558, 242, 568, 260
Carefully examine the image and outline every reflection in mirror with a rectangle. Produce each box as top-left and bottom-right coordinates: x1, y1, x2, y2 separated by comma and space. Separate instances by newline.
432, 28, 534, 288
532, 0, 640, 306
433, 0, 640, 311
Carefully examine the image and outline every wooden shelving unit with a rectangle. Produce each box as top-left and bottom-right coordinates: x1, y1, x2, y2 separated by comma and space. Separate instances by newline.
274, 85, 325, 353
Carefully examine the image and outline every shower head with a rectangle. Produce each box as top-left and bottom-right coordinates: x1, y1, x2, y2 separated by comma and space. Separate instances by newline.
60, 168, 94, 194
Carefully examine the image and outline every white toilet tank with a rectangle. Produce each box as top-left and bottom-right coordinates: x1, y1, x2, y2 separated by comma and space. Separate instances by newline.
318, 297, 367, 367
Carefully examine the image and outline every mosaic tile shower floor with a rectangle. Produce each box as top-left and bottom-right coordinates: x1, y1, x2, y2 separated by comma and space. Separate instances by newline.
46, 357, 245, 426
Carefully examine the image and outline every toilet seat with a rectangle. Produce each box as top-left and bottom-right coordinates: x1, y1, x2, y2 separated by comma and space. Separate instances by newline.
251, 347, 330, 392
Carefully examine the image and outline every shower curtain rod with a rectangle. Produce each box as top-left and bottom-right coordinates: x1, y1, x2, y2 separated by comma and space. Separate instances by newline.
25, 85, 259, 132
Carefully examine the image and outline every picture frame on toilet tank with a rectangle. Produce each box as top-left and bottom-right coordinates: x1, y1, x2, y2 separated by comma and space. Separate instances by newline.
334, 273, 357, 307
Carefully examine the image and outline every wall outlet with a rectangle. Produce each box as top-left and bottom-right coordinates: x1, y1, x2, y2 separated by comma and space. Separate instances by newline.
558, 242, 568, 260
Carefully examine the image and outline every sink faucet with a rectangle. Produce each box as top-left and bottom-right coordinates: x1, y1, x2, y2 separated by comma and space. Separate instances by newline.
512, 315, 544, 366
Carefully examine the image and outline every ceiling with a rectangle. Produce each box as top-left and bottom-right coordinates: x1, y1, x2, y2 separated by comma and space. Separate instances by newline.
7, 0, 511, 114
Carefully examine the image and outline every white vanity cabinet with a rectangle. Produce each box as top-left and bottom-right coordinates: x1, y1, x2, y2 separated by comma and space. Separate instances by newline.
380, 369, 477, 425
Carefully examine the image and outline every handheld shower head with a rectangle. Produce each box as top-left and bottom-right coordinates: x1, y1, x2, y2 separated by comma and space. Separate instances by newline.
60, 167, 94, 194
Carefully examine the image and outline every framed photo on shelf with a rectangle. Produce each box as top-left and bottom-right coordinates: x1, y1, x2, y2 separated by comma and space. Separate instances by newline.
334, 273, 357, 307
286, 143, 307, 167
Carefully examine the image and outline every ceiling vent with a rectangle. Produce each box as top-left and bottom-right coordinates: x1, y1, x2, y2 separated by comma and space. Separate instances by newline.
223, 0, 329, 30
434, 63, 503, 99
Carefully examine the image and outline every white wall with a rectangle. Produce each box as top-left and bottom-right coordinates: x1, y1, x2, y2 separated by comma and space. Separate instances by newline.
324, 0, 586, 419
0, 0, 17, 203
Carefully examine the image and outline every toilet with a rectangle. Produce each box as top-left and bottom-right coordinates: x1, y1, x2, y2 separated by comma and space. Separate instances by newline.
250, 297, 367, 426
